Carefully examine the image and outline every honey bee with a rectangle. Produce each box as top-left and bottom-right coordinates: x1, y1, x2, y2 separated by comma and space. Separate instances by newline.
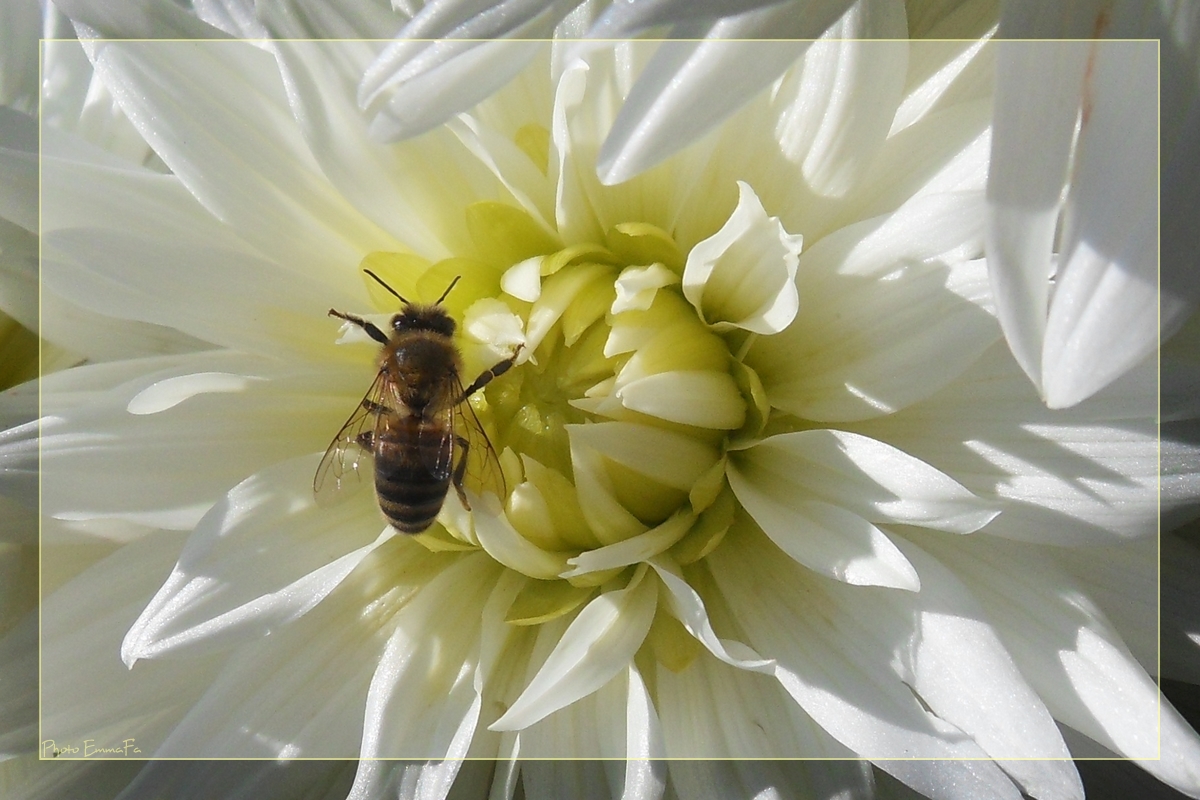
314, 269, 520, 533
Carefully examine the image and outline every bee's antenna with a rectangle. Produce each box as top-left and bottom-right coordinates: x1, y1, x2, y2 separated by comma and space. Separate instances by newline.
362, 268, 409, 305
435, 276, 462, 305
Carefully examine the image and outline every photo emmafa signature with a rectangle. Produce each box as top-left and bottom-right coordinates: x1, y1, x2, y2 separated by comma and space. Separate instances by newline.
41, 738, 142, 758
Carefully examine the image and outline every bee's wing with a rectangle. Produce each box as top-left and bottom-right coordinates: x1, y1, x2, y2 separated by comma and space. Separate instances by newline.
415, 401, 455, 482
313, 370, 390, 506
451, 380, 507, 502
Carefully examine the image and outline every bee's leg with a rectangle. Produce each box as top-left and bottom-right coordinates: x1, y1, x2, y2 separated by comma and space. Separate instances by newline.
457, 344, 524, 402
355, 431, 375, 449
328, 309, 389, 345
452, 435, 471, 510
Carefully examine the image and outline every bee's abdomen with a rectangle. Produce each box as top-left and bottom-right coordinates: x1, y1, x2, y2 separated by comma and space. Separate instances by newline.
374, 432, 449, 534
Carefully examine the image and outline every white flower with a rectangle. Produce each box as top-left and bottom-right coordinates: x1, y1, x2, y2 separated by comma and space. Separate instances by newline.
3, 13, 1200, 800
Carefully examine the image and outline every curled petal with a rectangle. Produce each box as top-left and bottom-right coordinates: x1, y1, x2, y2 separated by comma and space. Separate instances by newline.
682, 181, 802, 334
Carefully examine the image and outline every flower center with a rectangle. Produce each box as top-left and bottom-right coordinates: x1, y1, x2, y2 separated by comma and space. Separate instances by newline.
352, 184, 799, 646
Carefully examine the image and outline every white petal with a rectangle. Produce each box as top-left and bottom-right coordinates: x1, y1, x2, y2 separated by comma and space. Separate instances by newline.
736, 429, 999, 534
1042, 41, 1158, 408
657, 649, 863, 759
586, 0, 851, 38
152, 549, 425, 757
490, 566, 657, 731
567, 427, 648, 544
594, 0, 867, 183
985, 40, 1090, 391
850, 342, 1161, 544
749, 193, 999, 421
0, 114, 37, 232
707, 522, 1028, 779
85, 39, 395, 274
616, 371, 745, 430
0, 614, 35, 757
562, 512, 693, 578
364, 38, 545, 142
565, 421, 720, 491
648, 557, 774, 672
121, 455, 397, 665
681, 181, 802, 334
360, 553, 501, 758
274, 40, 535, 261
473, 492, 571, 580
915, 532, 1195, 773
888, 536, 1083, 798
611, 264, 679, 314
37, 354, 366, 530
596, 39, 808, 185
42, 229, 348, 359
727, 464, 920, 590
771, 3, 909, 198
49, 0, 225, 37
41, 532, 225, 751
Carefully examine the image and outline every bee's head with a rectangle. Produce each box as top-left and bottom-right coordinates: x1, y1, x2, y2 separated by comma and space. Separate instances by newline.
363, 269, 460, 338
391, 306, 456, 337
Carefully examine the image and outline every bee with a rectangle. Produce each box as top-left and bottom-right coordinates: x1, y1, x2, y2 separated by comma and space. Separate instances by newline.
314, 269, 520, 533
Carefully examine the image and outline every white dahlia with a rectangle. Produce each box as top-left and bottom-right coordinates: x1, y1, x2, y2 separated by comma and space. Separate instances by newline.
2, 16, 1197, 800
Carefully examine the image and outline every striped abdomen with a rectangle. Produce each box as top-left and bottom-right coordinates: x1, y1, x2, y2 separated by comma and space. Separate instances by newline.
373, 413, 452, 533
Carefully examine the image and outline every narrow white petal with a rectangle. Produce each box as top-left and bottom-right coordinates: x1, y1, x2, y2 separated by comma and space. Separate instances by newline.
682, 181, 802, 334
49, 0, 226, 37
586, 0, 850, 38
360, 554, 501, 759
490, 566, 657, 731
1042, 41, 1158, 408
562, 512, 693, 578
648, 558, 774, 672
597, 39, 809, 185
121, 455, 397, 665
985, 40, 1090, 390
727, 464, 920, 591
